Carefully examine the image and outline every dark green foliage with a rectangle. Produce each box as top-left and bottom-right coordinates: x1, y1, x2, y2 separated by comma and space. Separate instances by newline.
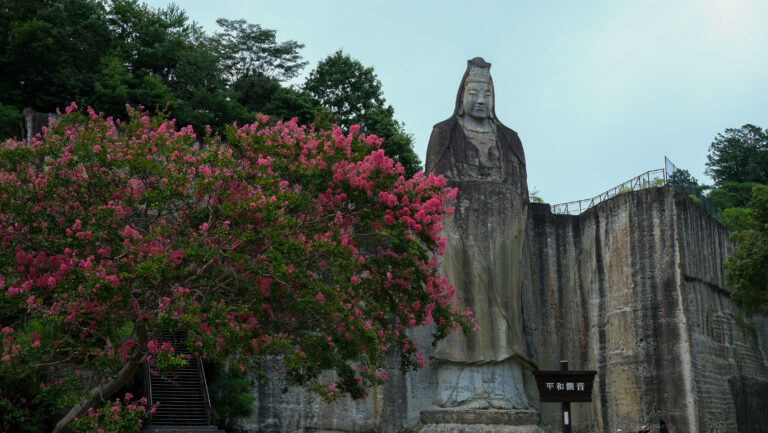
0, 0, 181, 124
0, 1, 422, 179
669, 168, 706, 196
0, 103, 21, 139
0, 0, 316, 136
232, 73, 320, 126
722, 207, 759, 232
708, 181, 756, 211
212, 18, 307, 83
165, 27, 246, 132
726, 184, 768, 316
105, 0, 240, 130
205, 362, 255, 432
667, 168, 724, 218
304, 51, 385, 128
107, 0, 192, 82
701, 124, 767, 231
0, 372, 83, 432
363, 105, 421, 177
304, 51, 422, 176
0, 0, 113, 111
706, 124, 768, 186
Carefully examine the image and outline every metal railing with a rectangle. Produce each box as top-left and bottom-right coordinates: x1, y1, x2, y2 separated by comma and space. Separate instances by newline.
664, 157, 721, 221
144, 361, 153, 426
550, 157, 721, 221
551, 168, 667, 215
198, 358, 212, 423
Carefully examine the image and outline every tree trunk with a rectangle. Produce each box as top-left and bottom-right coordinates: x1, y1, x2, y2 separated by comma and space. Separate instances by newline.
52, 324, 148, 433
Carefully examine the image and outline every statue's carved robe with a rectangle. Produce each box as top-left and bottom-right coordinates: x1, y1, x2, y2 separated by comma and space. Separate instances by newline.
426, 116, 533, 368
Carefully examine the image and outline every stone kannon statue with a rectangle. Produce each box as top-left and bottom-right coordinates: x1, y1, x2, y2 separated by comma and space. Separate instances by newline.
426, 57, 534, 410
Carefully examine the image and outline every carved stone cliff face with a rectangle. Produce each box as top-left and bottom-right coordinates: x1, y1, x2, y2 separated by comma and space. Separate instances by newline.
523, 186, 768, 433
234, 186, 768, 433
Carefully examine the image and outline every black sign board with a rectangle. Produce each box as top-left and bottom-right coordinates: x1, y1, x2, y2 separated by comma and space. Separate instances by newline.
532, 370, 597, 402
537, 361, 597, 433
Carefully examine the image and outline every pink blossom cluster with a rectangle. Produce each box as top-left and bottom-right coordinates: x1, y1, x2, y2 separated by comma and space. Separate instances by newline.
0, 105, 473, 423
70, 392, 156, 433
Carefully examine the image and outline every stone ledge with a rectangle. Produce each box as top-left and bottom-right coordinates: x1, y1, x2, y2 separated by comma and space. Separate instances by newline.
420, 409, 539, 425
419, 423, 545, 433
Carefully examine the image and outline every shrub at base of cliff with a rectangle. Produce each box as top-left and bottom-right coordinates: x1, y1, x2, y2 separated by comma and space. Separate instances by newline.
205, 361, 254, 431
0, 104, 471, 432
726, 184, 768, 317
0, 103, 20, 139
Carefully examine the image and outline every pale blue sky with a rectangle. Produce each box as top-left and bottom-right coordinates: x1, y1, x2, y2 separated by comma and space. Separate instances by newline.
146, 0, 768, 204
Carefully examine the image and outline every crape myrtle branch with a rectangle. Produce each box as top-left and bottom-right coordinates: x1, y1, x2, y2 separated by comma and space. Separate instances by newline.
0, 104, 470, 431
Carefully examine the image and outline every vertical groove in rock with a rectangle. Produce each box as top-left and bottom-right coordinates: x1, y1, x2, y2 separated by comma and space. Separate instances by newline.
593, 213, 609, 433
670, 189, 697, 433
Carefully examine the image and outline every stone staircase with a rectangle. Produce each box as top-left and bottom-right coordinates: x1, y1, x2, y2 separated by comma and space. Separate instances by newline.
144, 331, 223, 433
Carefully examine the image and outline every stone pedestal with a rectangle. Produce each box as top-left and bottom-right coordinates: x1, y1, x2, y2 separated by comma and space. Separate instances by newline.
419, 409, 545, 433
436, 359, 529, 409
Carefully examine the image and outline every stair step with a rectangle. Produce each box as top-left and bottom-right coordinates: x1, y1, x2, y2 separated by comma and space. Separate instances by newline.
146, 331, 211, 429
151, 416, 210, 420
145, 426, 224, 432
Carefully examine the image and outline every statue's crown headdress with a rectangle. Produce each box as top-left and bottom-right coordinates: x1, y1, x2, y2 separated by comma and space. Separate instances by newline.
465, 57, 491, 83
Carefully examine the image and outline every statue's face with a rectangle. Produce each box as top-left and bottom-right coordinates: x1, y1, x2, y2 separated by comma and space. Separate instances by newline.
462, 82, 493, 121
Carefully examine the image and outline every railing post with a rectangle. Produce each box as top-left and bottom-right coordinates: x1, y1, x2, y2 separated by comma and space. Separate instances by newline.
198, 359, 212, 424
144, 361, 153, 426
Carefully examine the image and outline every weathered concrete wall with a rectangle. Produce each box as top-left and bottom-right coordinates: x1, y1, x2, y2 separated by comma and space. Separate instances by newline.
232, 335, 434, 433
525, 188, 694, 433
675, 194, 768, 433
21, 108, 58, 141
522, 201, 595, 432
525, 186, 768, 433
235, 186, 768, 433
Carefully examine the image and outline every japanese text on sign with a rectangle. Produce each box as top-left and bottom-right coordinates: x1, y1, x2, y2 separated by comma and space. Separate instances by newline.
545, 382, 586, 391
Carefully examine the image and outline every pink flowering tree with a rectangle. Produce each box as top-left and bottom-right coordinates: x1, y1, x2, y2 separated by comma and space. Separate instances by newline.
0, 104, 469, 432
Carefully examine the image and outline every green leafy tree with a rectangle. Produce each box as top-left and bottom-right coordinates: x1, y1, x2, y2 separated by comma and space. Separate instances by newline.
707, 180, 755, 210
209, 18, 316, 127
703, 124, 767, 231
0, 0, 113, 112
212, 18, 307, 83
232, 73, 320, 126
705, 124, 768, 186
722, 207, 759, 233
107, 0, 192, 83
0, 0, 325, 136
726, 184, 768, 316
106, 0, 204, 122
165, 27, 246, 132
304, 51, 421, 176
205, 362, 254, 430
0, 0, 190, 128
0, 103, 21, 138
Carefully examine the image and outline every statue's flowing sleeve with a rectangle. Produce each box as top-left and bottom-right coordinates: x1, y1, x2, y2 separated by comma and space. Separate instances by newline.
425, 121, 453, 177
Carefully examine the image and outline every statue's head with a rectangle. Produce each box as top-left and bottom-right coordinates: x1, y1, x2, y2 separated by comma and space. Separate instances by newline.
455, 57, 496, 121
